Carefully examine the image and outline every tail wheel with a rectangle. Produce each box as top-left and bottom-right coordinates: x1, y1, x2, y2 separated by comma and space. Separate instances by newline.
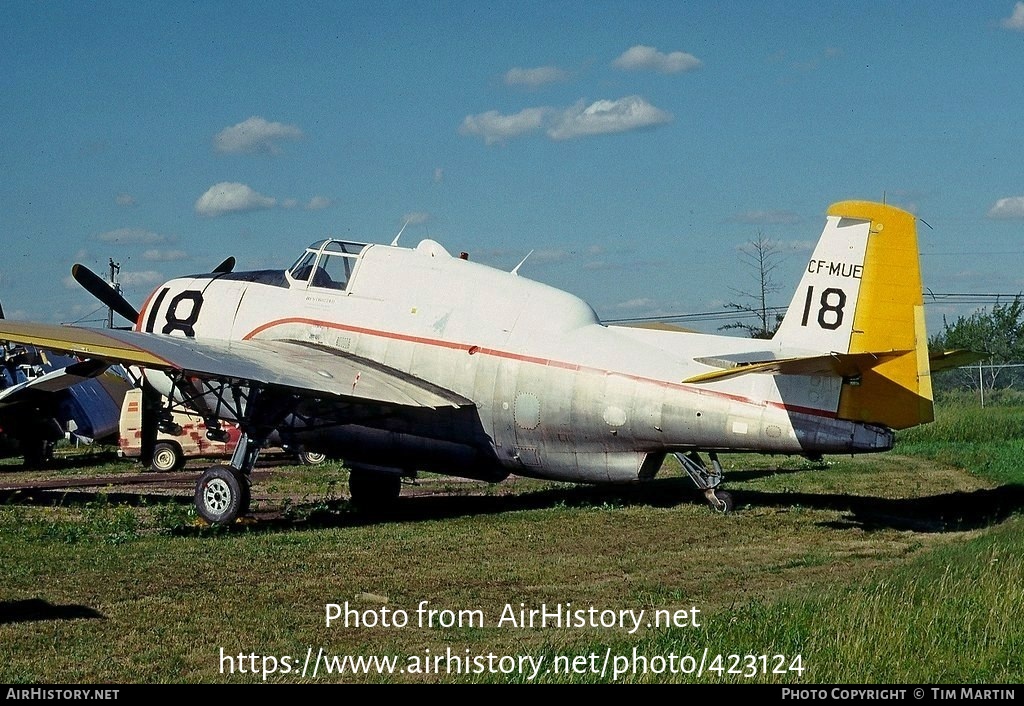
195, 466, 250, 525
709, 490, 734, 514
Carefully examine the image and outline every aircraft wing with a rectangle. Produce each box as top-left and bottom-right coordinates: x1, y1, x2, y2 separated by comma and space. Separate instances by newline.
0, 359, 110, 406
0, 321, 471, 410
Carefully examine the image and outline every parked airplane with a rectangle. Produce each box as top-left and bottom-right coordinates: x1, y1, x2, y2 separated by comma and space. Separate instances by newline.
0, 200, 939, 524
0, 302, 131, 465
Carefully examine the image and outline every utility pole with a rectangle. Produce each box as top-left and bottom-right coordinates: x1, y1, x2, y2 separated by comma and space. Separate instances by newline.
107, 259, 121, 330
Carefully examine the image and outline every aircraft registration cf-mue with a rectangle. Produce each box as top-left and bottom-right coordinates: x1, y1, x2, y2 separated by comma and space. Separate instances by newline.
0, 200, 940, 525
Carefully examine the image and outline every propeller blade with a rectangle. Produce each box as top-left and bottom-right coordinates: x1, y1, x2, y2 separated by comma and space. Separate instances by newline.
0, 300, 5, 320
213, 256, 235, 274
71, 264, 140, 325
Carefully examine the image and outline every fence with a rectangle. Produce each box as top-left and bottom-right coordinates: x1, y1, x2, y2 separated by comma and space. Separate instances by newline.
933, 362, 1024, 407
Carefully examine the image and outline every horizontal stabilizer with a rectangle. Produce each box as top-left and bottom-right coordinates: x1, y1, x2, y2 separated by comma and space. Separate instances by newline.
683, 350, 910, 384
928, 348, 988, 372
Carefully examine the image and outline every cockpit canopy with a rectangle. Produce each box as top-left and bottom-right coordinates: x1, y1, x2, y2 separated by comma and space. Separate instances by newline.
287, 239, 368, 291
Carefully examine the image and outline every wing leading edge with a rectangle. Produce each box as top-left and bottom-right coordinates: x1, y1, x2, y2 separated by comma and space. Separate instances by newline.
0, 321, 471, 410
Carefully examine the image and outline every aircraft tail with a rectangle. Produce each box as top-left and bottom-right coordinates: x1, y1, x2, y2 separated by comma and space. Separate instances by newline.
773, 200, 933, 429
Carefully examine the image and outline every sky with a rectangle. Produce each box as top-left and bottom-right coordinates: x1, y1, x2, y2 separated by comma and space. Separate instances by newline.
2, 0, 1023, 337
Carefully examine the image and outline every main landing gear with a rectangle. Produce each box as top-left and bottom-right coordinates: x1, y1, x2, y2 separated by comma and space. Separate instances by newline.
195, 465, 251, 525
190, 385, 297, 526
194, 428, 266, 525
674, 451, 734, 513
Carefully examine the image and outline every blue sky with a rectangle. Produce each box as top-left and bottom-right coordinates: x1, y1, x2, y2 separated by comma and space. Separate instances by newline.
2, 1, 1022, 336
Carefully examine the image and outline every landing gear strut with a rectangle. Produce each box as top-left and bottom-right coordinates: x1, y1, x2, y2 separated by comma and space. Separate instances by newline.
675, 451, 734, 513
194, 429, 265, 525
189, 384, 297, 525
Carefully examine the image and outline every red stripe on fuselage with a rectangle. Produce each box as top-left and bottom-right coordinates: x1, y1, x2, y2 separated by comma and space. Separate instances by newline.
242, 317, 838, 420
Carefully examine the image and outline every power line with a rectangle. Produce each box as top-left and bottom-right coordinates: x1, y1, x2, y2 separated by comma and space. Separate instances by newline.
605, 292, 1022, 325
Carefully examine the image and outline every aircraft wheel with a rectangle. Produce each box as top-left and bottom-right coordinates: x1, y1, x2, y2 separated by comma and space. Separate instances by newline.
297, 448, 327, 466
348, 468, 401, 511
22, 438, 54, 469
709, 490, 734, 514
195, 466, 250, 525
151, 442, 183, 473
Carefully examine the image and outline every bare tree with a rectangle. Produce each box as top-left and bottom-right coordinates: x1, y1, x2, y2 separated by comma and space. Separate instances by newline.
719, 232, 786, 339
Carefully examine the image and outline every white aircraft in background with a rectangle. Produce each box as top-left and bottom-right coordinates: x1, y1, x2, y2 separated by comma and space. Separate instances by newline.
0, 200, 948, 525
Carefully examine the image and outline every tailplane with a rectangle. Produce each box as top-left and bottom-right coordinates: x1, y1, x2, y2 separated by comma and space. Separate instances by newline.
688, 201, 933, 430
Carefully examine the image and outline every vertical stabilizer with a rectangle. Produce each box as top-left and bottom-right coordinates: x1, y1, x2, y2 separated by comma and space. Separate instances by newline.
775, 201, 932, 429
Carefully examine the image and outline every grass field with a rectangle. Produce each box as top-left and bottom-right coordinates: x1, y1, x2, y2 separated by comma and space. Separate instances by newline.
0, 398, 1021, 683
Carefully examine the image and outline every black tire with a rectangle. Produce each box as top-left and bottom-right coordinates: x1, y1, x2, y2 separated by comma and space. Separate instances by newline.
348, 468, 401, 511
21, 438, 54, 469
710, 490, 734, 514
150, 442, 183, 473
194, 467, 250, 525
297, 448, 327, 466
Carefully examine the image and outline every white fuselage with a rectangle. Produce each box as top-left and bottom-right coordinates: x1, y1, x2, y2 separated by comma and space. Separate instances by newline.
134, 240, 892, 483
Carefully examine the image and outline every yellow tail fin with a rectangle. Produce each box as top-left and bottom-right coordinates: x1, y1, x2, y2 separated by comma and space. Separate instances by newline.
773, 201, 933, 429
834, 201, 932, 429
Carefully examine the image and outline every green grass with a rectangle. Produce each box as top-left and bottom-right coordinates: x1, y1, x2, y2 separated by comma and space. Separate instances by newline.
1, 401, 1022, 683
897, 394, 1024, 485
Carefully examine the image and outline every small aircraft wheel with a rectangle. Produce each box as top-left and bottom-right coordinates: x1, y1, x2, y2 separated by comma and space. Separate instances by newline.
297, 448, 327, 466
348, 468, 401, 511
195, 466, 250, 525
710, 490, 734, 514
150, 442, 183, 473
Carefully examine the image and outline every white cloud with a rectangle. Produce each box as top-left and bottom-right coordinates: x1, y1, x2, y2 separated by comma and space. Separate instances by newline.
306, 196, 333, 210
195, 182, 276, 217
612, 45, 702, 73
142, 249, 188, 262
611, 297, 658, 310
96, 228, 166, 244
987, 196, 1024, 219
547, 96, 672, 140
119, 271, 163, 287
1002, 2, 1024, 30
530, 248, 572, 265
63, 268, 162, 291
115, 193, 136, 207
461, 97, 672, 145
213, 116, 304, 154
459, 107, 549, 145
403, 211, 431, 225
433, 168, 444, 183
281, 198, 299, 209
729, 210, 802, 225
504, 66, 569, 87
